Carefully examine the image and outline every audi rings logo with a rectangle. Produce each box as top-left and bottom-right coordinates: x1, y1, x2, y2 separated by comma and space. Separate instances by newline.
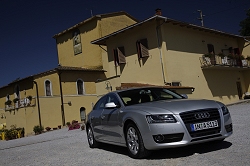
194, 112, 210, 119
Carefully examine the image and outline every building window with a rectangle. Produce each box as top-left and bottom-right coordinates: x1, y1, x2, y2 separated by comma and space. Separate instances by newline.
136, 38, 149, 58
77, 79, 85, 95
73, 29, 82, 55
45, 80, 52, 96
113, 46, 126, 66
207, 44, 215, 54
14, 85, 20, 99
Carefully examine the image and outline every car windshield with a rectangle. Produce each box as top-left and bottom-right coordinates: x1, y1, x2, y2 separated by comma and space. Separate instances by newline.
118, 88, 183, 106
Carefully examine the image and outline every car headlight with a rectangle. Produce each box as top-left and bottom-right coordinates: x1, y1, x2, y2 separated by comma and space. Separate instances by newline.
146, 114, 177, 123
221, 106, 229, 115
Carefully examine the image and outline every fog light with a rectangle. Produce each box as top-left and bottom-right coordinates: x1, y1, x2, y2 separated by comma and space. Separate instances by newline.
225, 123, 232, 132
153, 134, 165, 143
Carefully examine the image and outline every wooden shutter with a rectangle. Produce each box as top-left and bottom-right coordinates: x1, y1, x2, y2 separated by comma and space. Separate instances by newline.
117, 47, 126, 64
140, 38, 149, 57
113, 49, 118, 66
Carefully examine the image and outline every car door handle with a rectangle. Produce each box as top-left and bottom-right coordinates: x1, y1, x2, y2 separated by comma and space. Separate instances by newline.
119, 110, 123, 113
101, 115, 105, 120
91, 116, 94, 120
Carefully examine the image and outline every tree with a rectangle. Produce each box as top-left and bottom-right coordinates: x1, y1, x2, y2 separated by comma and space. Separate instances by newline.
239, 8, 250, 36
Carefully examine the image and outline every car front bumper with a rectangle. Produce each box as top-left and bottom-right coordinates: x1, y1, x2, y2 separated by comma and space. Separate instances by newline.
141, 113, 232, 150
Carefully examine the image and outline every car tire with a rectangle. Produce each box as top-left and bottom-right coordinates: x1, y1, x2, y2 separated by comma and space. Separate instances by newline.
87, 126, 99, 148
125, 123, 150, 159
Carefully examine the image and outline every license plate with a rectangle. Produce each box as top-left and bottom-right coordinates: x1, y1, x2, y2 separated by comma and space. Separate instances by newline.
190, 120, 218, 131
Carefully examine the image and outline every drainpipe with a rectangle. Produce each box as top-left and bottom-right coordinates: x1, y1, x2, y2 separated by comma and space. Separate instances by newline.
58, 72, 65, 126
156, 18, 168, 85
33, 81, 42, 128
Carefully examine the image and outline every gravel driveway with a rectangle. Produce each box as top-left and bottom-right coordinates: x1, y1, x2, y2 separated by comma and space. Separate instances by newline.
0, 102, 249, 166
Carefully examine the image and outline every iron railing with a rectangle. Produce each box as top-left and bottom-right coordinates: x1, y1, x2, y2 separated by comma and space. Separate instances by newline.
200, 55, 250, 68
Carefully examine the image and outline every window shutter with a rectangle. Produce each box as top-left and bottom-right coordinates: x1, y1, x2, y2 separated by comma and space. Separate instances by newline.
140, 43, 149, 57
136, 41, 142, 58
137, 38, 149, 58
117, 47, 126, 64
113, 49, 118, 66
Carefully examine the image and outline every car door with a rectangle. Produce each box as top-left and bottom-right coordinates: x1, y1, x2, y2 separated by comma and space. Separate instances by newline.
90, 95, 107, 140
101, 94, 122, 143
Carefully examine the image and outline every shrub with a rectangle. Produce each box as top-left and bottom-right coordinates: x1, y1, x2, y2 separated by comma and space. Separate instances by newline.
33, 125, 44, 135
45, 127, 51, 131
66, 122, 71, 127
0, 127, 24, 140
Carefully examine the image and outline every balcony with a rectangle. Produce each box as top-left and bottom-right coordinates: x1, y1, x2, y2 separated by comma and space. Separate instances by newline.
199, 55, 250, 70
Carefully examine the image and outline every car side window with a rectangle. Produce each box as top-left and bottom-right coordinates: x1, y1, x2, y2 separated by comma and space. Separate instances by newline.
93, 96, 107, 110
107, 94, 120, 106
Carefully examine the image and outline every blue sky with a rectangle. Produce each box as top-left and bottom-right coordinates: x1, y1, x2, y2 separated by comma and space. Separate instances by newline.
0, 0, 249, 87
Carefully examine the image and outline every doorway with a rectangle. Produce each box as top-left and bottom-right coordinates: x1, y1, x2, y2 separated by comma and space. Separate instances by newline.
80, 107, 86, 122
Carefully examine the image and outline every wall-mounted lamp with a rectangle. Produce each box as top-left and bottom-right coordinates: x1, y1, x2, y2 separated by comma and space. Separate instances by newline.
105, 81, 112, 91
63, 101, 72, 106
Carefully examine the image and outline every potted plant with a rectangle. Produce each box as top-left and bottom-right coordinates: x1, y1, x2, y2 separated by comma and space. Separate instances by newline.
66, 122, 71, 127
239, 55, 245, 60
217, 52, 225, 58
45, 127, 51, 131
203, 53, 213, 58
228, 53, 236, 59
13, 98, 19, 103
246, 56, 250, 61
5, 100, 12, 106
27, 95, 32, 101
33, 125, 44, 135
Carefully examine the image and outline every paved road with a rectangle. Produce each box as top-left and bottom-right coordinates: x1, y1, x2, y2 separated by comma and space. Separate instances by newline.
0, 102, 249, 166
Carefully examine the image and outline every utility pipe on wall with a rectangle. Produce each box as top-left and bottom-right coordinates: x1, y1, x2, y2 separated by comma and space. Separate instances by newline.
33, 81, 42, 128
156, 18, 168, 85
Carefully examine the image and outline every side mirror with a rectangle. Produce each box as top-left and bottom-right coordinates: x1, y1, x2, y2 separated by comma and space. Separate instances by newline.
181, 94, 188, 99
105, 102, 119, 108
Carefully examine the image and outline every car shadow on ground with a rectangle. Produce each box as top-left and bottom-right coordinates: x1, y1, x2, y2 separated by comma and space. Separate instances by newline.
147, 141, 232, 160
97, 140, 232, 159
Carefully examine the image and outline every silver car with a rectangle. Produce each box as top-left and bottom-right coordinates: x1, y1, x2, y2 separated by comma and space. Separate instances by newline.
86, 87, 233, 158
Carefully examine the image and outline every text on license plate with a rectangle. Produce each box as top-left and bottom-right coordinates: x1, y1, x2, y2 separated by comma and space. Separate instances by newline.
190, 120, 218, 131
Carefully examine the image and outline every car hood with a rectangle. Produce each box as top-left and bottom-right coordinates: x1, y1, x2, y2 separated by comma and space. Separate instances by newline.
126, 99, 221, 114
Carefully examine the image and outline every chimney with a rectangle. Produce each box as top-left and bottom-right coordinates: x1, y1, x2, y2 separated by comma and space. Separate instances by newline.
155, 8, 162, 16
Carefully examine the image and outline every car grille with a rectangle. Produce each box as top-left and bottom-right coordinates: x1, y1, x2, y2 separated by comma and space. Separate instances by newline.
179, 108, 221, 138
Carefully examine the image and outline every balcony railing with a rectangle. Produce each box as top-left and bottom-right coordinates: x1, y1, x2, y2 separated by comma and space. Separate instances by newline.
200, 55, 250, 69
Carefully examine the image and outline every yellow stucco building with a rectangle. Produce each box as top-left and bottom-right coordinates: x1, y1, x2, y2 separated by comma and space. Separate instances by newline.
1, 11, 249, 136
91, 14, 250, 104
0, 12, 138, 135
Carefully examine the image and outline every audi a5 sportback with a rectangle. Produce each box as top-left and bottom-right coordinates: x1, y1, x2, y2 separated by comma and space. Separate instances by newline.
86, 87, 233, 158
